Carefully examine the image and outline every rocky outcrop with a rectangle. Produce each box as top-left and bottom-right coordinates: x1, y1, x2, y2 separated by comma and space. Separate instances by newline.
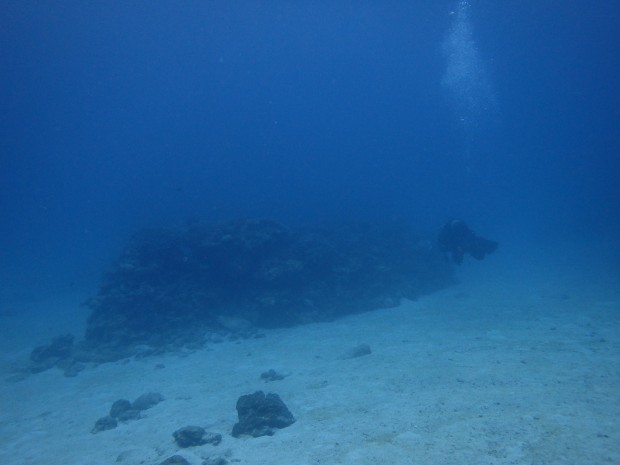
83, 219, 453, 353
232, 391, 295, 438
173, 426, 222, 448
25, 219, 454, 371
91, 392, 164, 433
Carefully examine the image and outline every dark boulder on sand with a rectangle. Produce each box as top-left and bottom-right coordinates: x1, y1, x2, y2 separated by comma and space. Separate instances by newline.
173, 426, 222, 448
232, 391, 295, 438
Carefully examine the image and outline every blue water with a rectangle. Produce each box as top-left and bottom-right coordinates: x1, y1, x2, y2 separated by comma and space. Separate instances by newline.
1, 1, 618, 300
1, 5, 620, 464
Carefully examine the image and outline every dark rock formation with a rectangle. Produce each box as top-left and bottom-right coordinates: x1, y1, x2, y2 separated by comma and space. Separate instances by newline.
173, 426, 222, 448
132, 392, 164, 410
29, 335, 74, 373
232, 391, 295, 438
339, 343, 372, 359
24, 219, 453, 371
91, 415, 117, 433
80, 219, 453, 358
117, 409, 142, 422
109, 398, 141, 421
110, 399, 132, 418
91, 392, 164, 432
260, 369, 285, 382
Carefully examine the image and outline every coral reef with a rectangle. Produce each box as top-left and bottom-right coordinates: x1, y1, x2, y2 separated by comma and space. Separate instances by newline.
20, 218, 454, 372
82, 219, 452, 353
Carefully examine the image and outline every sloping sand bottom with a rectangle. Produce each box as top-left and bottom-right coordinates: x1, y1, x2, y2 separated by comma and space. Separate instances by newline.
1, 256, 619, 465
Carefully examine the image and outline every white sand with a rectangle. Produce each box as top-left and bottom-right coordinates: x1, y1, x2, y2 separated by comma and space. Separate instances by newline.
1, 252, 619, 465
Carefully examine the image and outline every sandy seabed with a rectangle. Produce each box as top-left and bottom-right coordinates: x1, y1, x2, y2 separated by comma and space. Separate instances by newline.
1, 253, 619, 465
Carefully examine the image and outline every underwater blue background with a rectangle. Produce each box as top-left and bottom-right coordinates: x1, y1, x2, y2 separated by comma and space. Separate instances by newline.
1, 1, 619, 301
